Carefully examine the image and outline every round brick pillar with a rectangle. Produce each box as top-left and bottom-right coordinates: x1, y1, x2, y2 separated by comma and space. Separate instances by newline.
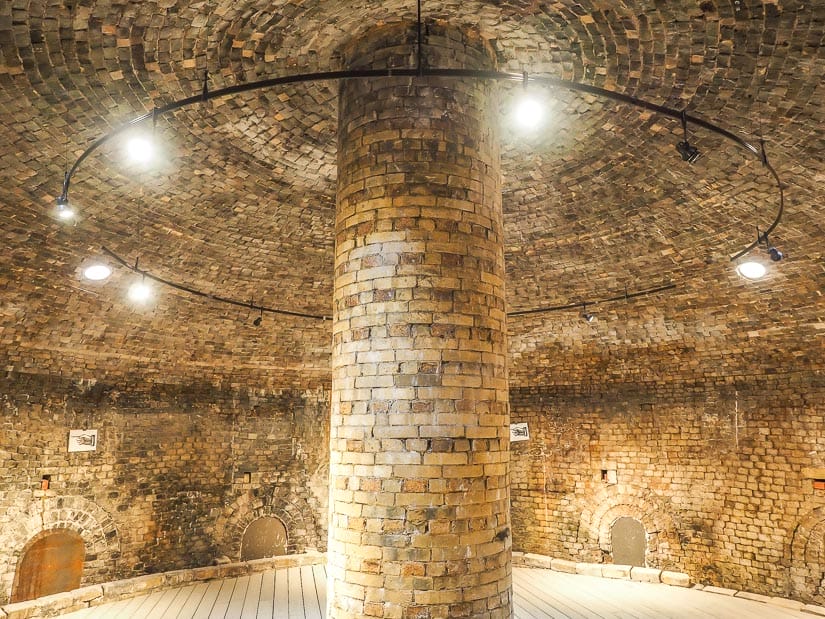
329, 23, 511, 619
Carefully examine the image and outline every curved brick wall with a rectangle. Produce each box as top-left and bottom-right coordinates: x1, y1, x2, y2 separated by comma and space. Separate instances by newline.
0, 376, 329, 605
507, 303, 825, 603
0, 1, 823, 611
329, 22, 511, 619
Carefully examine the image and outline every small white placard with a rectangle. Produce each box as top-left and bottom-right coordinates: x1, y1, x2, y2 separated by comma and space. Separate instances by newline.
68, 429, 98, 452
509, 423, 530, 442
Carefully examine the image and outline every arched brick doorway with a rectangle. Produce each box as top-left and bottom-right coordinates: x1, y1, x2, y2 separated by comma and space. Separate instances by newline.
240, 516, 288, 561
11, 529, 84, 602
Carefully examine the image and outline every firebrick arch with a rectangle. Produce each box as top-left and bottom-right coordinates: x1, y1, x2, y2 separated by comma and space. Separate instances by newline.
789, 506, 825, 604
0, 495, 119, 603
216, 492, 317, 561
577, 485, 678, 569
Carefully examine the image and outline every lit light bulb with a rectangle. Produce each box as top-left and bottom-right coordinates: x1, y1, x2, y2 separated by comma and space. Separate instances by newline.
513, 95, 545, 131
56, 204, 75, 220
126, 136, 154, 163
83, 264, 112, 281
128, 279, 153, 303
55, 195, 75, 221
736, 261, 767, 280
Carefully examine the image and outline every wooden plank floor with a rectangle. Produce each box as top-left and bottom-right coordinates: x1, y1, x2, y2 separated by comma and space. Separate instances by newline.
61, 565, 814, 618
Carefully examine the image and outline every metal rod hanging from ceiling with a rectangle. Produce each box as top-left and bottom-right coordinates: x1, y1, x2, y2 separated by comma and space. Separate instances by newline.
58, 12, 786, 319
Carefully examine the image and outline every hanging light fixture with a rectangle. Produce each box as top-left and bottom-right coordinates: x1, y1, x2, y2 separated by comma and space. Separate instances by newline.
49, 14, 786, 320
581, 303, 595, 323
127, 258, 152, 303
514, 96, 544, 130
513, 72, 545, 131
735, 261, 767, 280
55, 194, 75, 221
762, 232, 784, 262
729, 140, 786, 281
83, 263, 112, 281
126, 136, 154, 164
736, 228, 784, 280
128, 277, 153, 303
676, 110, 701, 163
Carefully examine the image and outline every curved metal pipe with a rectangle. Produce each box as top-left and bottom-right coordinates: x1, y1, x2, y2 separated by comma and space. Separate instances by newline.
508, 283, 677, 317
62, 65, 785, 318
101, 246, 331, 320
62, 66, 768, 194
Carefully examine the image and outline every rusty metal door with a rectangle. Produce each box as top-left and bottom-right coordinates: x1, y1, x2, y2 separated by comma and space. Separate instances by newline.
12, 529, 84, 602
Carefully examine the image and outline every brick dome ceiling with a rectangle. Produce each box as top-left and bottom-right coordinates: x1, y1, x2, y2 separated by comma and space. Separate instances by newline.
1, 1, 822, 384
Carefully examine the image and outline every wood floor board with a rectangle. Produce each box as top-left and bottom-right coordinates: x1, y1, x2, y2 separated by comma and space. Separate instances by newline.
173, 582, 211, 619
513, 576, 564, 618
296, 565, 318, 619
129, 590, 168, 618
207, 578, 238, 619
312, 563, 327, 614
166, 584, 201, 618
514, 569, 601, 619
274, 567, 289, 615
57, 606, 95, 618
256, 570, 276, 619
105, 591, 156, 619
518, 569, 645, 619
143, 584, 190, 619
287, 566, 304, 619
513, 580, 565, 619
45, 564, 819, 619
240, 572, 263, 619
223, 575, 250, 619
190, 578, 225, 619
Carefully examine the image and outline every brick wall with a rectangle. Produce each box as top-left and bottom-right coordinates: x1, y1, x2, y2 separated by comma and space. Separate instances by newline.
508, 302, 825, 603
0, 372, 329, 604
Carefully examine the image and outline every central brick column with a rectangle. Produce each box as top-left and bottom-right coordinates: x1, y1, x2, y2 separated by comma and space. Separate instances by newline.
329, 23, 511, 619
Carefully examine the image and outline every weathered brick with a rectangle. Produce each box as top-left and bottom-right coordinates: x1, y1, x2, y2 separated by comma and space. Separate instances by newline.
328, 21, 507, 619
0, 1, 822, 615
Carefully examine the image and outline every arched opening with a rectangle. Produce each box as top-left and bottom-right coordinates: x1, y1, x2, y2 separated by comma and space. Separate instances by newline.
611, 517, 646, 567
240, 516, 288, 561
12, 529, 84, 602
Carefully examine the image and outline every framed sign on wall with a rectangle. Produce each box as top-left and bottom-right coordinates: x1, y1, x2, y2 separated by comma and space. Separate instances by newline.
68, 430, 98, 453
510, 423, 530, 442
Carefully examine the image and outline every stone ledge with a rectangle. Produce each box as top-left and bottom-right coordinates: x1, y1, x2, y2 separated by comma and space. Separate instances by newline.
511, 553, 687, 587
769, 596, 804, 611
735, 590, 772, 604
602, 564, 632, 579
512, 553, 825, 614
550, 558, 578, 574
705, 585, 739, 596
512, 552, 553, 570
576, 563, 604, 577
661, 570, 690, 587
709, 584, 825, 614
102, 573, 164, 600
1, 586, 103, 619
630, 567, 662, 583
0, 552, 324, 618
9, 552, 821, 618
